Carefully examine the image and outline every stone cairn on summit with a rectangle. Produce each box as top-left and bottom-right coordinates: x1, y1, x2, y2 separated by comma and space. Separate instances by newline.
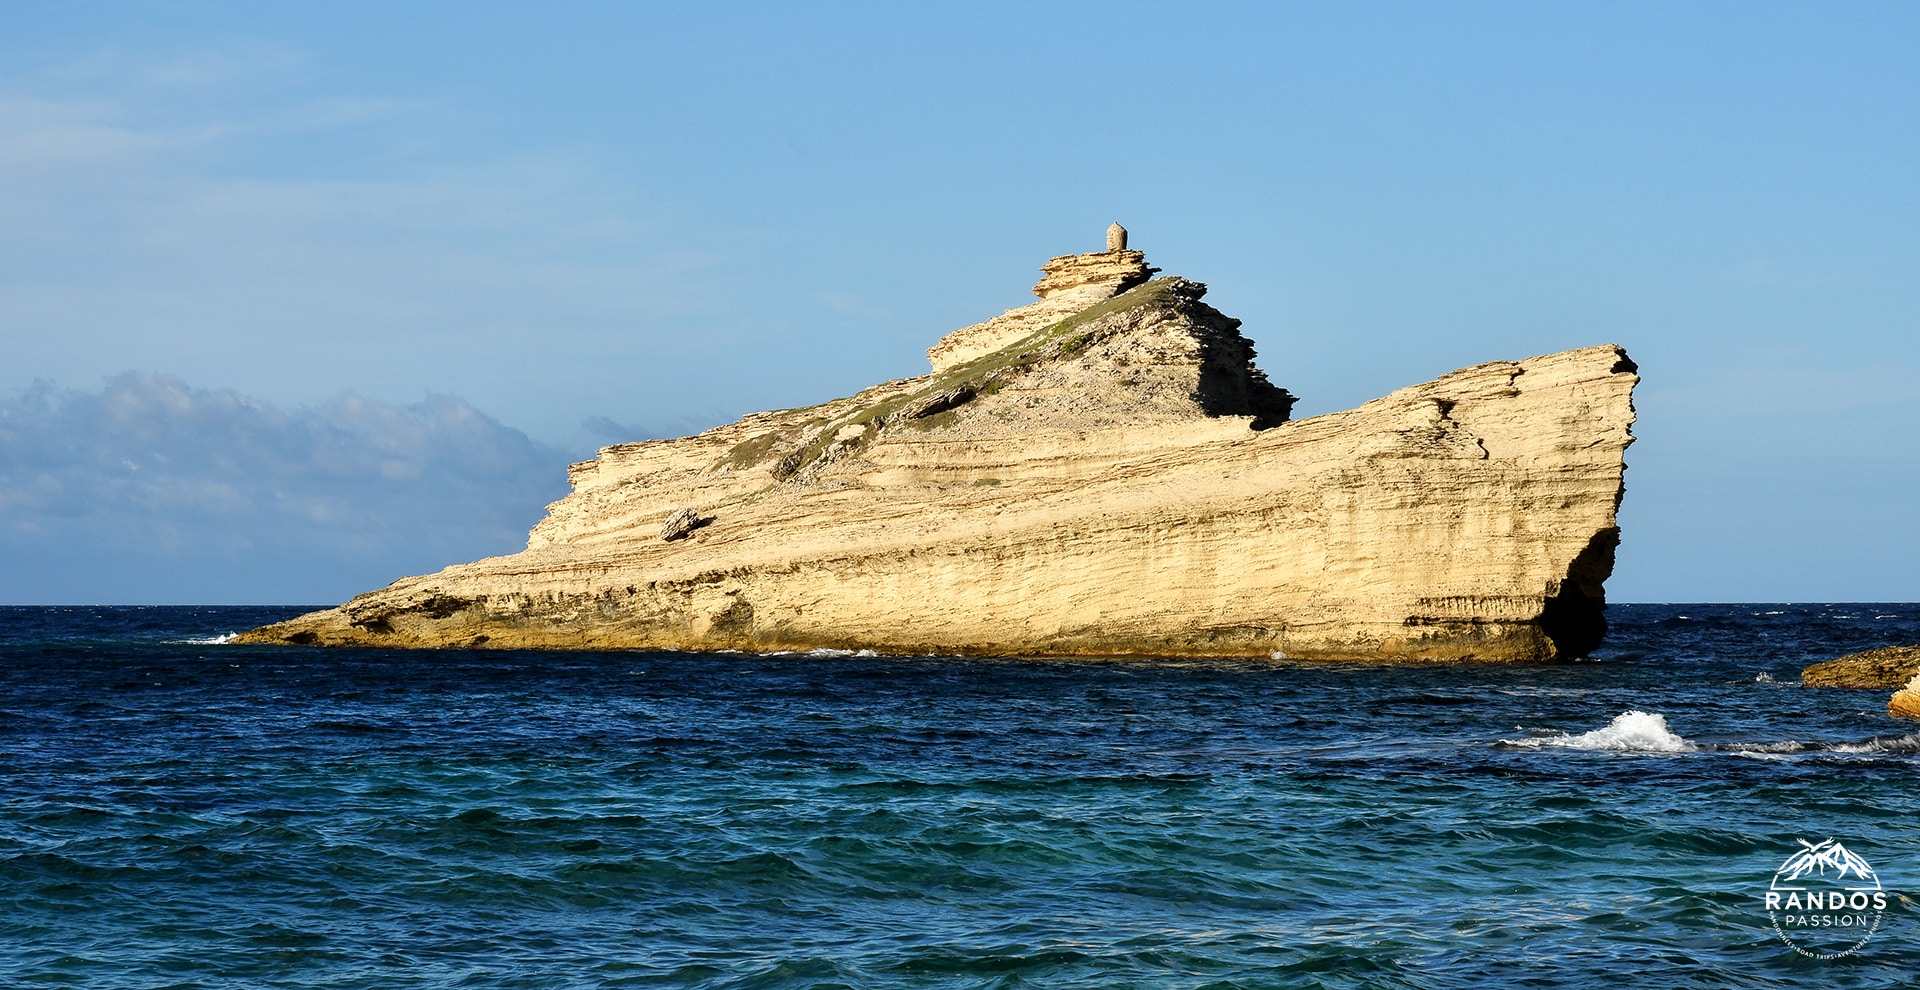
1032, 222, 1159, 300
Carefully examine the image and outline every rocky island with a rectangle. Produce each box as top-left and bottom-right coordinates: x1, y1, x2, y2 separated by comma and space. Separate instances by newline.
239, 228, 1639, 660
1801, 645, 1920, 717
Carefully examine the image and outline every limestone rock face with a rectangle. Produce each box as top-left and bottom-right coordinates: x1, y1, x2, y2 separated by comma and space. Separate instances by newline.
1892, 674, 1920, 719
928, 287, 1122, 374
1032, 249, 1158, 300
1801, 645, 1920, 689
238, 253, 1638, 661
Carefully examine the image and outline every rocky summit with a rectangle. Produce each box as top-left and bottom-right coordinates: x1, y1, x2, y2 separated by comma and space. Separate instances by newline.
239, 230, 1639, 660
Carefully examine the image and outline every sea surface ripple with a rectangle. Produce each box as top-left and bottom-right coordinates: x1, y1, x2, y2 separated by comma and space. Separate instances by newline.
2, 604, 1918, 988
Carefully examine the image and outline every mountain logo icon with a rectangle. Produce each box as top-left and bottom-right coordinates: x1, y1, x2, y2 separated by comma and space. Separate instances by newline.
1765, 838, 1887, 959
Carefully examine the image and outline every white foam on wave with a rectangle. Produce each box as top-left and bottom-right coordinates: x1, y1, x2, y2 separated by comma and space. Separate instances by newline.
175, 632, 237, 645
1826, 732, 1920, 755
1503, 710, 1697, 753
1495, 686, 1599, 698
1731, 740, 1810, 754
1724, 732, 1920, 757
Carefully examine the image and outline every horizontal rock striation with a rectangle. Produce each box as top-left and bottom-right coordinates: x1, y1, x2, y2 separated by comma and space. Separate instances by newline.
1032, 249, 1158, 300
239, 239, 1637, 661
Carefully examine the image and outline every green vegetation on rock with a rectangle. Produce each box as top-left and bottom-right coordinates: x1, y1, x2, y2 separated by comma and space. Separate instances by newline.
723, 279, 1185, 479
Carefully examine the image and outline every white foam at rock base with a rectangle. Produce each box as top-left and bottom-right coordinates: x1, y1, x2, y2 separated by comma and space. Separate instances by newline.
1503, 710, 1696, 753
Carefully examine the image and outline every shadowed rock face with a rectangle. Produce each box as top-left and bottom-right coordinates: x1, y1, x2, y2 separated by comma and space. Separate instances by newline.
239, 253, 1638, 661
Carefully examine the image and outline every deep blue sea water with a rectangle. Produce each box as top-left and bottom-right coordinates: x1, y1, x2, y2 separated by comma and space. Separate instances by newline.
3, 604, 1920, 989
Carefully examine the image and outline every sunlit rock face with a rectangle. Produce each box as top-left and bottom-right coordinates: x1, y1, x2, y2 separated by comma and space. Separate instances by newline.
240, 232, 1637, 661
1892, 675, 1920, 719
1805, 646, 1920, 717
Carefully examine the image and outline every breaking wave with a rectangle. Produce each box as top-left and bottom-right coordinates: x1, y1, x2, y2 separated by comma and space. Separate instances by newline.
1506, 712, 1920, 758
1502, 710, 1696, 752
1823, 731, 1920, 755
1712, 731, 1920, 756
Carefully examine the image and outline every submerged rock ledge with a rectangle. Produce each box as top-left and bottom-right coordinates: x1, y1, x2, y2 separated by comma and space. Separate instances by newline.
239, 232, 1638, 660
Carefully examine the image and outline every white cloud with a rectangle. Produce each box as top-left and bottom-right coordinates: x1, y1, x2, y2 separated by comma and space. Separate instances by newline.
0, 373, 576, 603
0, 46, 733, 445
0, 94, 185, 167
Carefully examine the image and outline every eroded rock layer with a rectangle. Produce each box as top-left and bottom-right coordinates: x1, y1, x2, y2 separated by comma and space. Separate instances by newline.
239, 261, 1638, 660
1032, 248, 1157, 300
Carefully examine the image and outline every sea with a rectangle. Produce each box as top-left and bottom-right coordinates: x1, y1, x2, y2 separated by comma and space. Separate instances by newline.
3, 604, 1918, 989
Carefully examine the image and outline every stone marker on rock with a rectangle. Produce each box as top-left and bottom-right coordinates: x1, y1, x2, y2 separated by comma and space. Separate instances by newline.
1031, 225, 1157, 300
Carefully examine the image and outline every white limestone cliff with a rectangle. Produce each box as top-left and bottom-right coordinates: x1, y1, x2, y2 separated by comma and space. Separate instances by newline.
240, 235, 1637, 660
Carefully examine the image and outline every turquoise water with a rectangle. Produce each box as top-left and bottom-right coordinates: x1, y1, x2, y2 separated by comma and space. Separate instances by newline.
2, 604, 1918, 988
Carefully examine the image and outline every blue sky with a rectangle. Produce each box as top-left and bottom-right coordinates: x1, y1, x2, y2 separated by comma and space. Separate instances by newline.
1, 1, 1915, 603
